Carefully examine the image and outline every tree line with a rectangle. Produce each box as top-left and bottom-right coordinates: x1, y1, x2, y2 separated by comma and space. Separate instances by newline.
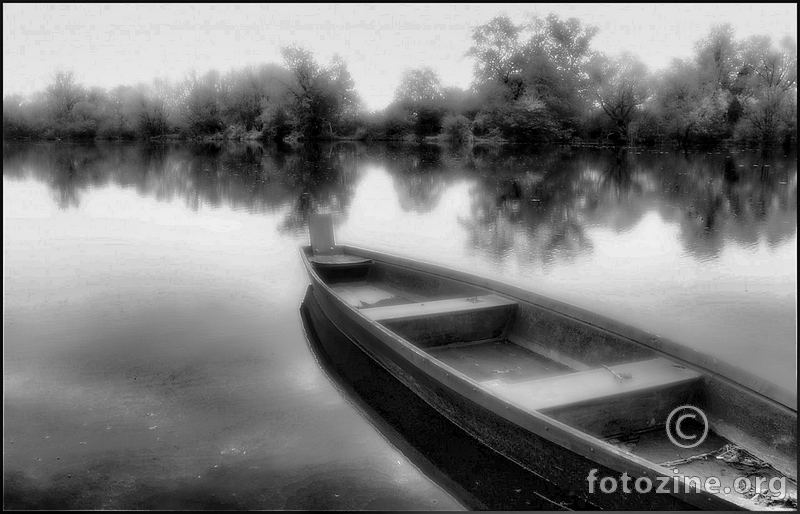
3, 15, 797, 148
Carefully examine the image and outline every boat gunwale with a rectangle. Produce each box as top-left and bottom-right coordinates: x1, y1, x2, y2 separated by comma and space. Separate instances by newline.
333, 244, 796, 412
298, 246, 744, 510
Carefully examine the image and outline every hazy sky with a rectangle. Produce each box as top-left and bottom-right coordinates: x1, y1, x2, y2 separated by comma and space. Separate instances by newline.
3, 3, 797, 111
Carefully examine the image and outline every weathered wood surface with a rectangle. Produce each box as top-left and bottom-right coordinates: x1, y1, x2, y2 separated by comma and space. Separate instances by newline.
361, 294, 517, 321
362, 295, 518, 348
483, 358, 701, 412
298, 244, 797, 508
299, 285, 579, 510
341, 244, 796, 411
309, 254, 373, 266
308, 213, 336, 255
300, 282, 717, 510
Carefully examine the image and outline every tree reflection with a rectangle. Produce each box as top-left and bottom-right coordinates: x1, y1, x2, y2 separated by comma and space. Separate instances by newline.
460, 149, 601, 267
456, 145, 796, 267
384, 144, 448, 213
47, 145, 92, 209
657, 150, 798, 258
275, 143, 360, 236
2, 141, 362, 234
2, 142, 795, 264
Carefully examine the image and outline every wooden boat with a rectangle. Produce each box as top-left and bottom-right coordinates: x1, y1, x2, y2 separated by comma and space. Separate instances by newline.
299, 215, 797, 510
300, 284, 582, 510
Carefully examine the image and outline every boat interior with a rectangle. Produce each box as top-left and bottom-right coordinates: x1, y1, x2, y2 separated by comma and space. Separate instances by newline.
305, 246, 797, 508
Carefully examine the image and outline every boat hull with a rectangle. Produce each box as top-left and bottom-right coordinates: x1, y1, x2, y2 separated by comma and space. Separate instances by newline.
303, 280, 712, 510
300, 284, 589, 510
298, 243, 797, 510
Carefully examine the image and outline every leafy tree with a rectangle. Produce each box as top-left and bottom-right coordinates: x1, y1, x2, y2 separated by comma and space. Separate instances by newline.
688, 89, 733, 143
257, 103, 292, 142
281, 45, 332, 139
45, 70, 85, 126
394, 66, 444, 105
280, 46, 359, 140
132, 82, 172, 137
587, 52, 650, 141
487, 92, 557, 142
442, 114, 473, 143
694, 24, 739, 92
647, 57, 731, 145
40, 70, 107, 138
411, 106, 443, 140
520, 14, 598, 136
99, 85, 137, 138
372, 104, 414, 139
682, 24, 743, 143
642, 25, 797, 147
468, 15, 526, 100
468, 14, 598, 141
219, 64, 292, 132
392, 67, 446, 140
3, 94, 41, 138
220, 66, 264, 131
646, 59, 697, 143
440, 86, 482, 117
66, 86, 106, 138
177, 70, 224, 136
735, 35, 797, 145
327, 54, 361, 132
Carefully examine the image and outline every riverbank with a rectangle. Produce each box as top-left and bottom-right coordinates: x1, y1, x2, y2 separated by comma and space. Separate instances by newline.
5, 131, 795, 152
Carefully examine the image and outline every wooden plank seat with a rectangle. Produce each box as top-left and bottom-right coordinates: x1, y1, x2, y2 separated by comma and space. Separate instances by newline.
308, 214, 372, 267
484, 358, 703, 437
307, 214, 372, 283
362, 294, 517, 321
331, 282, 417, 309
308, 254, 373, 266
361, 295, 518, 348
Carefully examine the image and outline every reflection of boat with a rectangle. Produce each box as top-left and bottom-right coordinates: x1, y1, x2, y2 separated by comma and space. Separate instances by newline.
299, 215, 796, 511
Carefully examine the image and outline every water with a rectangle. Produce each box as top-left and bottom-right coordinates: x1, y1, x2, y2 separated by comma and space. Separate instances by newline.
3, 141, 796, 509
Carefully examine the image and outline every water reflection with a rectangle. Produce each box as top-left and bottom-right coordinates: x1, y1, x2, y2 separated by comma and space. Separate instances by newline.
2, 164, 460, 510
5, 142, 793, 263
2, 141, 362, 223
3, 141, 796, 508
456, 146, 796, 266
356, 144, 450, 214
273, 144, 360, 236
4, 140, 796, 386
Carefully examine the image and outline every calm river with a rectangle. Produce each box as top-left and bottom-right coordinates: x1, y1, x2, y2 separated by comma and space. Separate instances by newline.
3, 141, 796, 509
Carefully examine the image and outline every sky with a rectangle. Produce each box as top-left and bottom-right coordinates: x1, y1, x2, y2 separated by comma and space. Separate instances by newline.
3, 3, 797, 111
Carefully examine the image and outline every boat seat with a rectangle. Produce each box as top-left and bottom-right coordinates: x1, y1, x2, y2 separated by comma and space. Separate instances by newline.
307, 214, 372, 283
331, 282, 419, 309
361, 295, 518, 348
484, 358, 703, 437
308, 213, 372, 267
361, 294, 517, 321
308, 254, 373, 266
